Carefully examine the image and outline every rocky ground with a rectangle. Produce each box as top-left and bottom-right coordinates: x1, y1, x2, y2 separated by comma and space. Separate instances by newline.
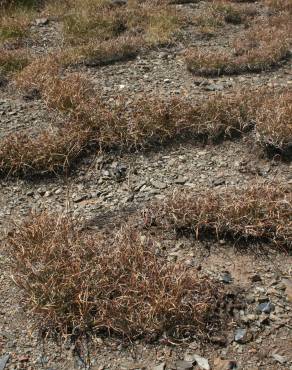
0, 0, 292, 369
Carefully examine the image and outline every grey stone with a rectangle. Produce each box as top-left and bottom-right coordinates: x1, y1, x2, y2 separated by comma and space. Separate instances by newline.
73, 194, 87, 203
183, 354, 210, 370
271, 354, 287, 364
35, 18, 49, 26
174, 176, 188, 185
175, 360, 193, 370
213, 178, 226, 186
234, 328, 252, 344
153, 363, 166, 370
193, 355, 210, 370
150, 180, 167, 190
55, 188, 63, 195
204, 84, 224, 91
0, 355, 10, 370
134, 181, 146, 192
221, 272, 233, 284
256, 301, 275, 314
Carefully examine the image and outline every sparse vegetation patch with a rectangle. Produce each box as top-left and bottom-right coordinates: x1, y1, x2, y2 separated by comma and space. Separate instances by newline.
59, 36, 142, 67
264, 0, 292, 13
255, 89, 292, 159
7, 213, 223, 339
60, 0, 184, 49
186, 15, 291, 75
2, 69, 256, 176
144, 183, 292, 249
193, 1, 254, 31
0, 49, 30, 75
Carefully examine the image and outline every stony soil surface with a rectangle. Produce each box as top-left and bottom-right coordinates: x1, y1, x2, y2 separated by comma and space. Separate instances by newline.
0, 1, 292, 369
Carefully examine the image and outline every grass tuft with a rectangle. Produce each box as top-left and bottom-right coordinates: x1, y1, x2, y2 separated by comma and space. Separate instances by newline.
191, 0, 257, 36
59, 36, 142, 67
0, 127, 87, 176
264, 0, 292, 13
7, 213, 223, 339
255, 89, 292, 159
144, 183, 292, 249
3, 70, 256, 176
186, 15, 291, 75
0, 49, 30, 75
61, 0, 183, 48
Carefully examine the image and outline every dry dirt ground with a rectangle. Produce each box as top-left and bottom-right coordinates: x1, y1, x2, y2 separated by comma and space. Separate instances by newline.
0, 0, 292, 369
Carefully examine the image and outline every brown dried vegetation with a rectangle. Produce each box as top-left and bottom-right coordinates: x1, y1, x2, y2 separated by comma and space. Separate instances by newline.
264, 0, 292, 13
192, 0, 256, 35
144, 184, 292, 249
7, 213, 223, 339
186, 15, 291, 75
57, 0, 185, 53
0, 67, 256, 176
0, 49, 30, 76
255, 89, 292, 159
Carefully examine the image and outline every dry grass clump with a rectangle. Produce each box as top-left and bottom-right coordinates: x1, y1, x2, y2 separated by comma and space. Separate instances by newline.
0, 49, 30, 75
7, 213, 223, 339
264, 0, 292, 13
0, 1, 38, 43
14, 56, 59, 91
0, 0, 39, 9
0, 127, 88, 176
0, 14, 28, 41
85, 91, 254, 150
59, 36, 142, 67
3, 69, 256, 176
186, 15, 291, 75
145, 184, 292, 249
192, 0, 255, 34
255, 89, 292, 159
61, 0, 183, 47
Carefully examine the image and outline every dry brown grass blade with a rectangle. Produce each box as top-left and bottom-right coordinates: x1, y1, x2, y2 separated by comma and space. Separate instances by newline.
144, 183, 292, 249
7, 213, 223, 339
